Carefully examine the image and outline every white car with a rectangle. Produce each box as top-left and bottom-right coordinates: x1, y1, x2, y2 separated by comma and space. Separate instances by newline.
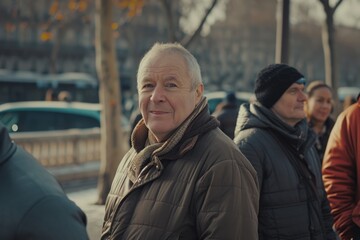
205, 91, 253, 114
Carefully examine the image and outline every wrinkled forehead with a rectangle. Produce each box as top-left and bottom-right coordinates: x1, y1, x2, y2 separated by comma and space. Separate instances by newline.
138, 52, 189, 79
143, 52, 186, 67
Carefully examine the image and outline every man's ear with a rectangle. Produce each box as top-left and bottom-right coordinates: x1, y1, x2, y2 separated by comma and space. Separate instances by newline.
196, 84, 204, 98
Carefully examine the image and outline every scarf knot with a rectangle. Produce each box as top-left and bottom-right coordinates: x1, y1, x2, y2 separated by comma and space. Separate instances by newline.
128, 97, 218, 182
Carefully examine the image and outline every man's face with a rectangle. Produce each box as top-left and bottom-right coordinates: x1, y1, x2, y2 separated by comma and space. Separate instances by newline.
137, 52, 203, 142
271, 83, 307, 126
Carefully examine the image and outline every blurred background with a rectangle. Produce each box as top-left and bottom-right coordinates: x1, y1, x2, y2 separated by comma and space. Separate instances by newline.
1, 1, 359, 238
0, 0, 359, 109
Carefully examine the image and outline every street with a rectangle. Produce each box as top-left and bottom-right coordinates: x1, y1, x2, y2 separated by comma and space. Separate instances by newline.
67, 186, 104, 240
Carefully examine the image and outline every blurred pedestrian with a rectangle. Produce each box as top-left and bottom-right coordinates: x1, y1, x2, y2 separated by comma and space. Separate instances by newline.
322, 93, 360, 240
0, 123, 89, 240
212, 91, 239, 139
45, 88, 58, 101
234, 63, 336, 239
101, 42, 259, 239
305, 80, 335, 161
58, 90, 73, 102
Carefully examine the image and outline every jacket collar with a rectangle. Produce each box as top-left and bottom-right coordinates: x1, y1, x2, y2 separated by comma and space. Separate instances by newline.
0, 124, 17, 165
127, 102, 219, 183
238, 102, 311, 151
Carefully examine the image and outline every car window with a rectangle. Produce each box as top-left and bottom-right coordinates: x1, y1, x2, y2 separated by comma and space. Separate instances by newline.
208, 98, 249, 114
0, 110, 100, 132
64, 113, 100, 129
208, 98, 223, 114
18, 111, 65, 132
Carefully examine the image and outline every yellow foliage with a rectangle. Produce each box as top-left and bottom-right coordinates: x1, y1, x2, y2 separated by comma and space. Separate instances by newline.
111, 22, 119, 30
40, 32, 52, 41
118, 0, 131, 9
118, 0, 144, 13
117, 0, 144, 17
55, 12, 64, 21
67, 0, 88, 12
78, 0, 88, 12
68, 0, 77, 11
49, 0, 59, 15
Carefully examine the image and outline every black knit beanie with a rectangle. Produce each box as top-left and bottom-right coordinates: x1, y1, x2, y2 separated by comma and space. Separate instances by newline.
255, 63, 305, 108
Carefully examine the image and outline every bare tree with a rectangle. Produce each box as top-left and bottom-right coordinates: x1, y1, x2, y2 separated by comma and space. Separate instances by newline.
46, 1, 93, 73
275, 0, 290, 63
318, 0, 344, 113
160, 0, 219, 47
95, 0, 127, 204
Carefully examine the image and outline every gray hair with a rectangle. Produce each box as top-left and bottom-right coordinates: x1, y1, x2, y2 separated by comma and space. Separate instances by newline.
137, 42, 203, 90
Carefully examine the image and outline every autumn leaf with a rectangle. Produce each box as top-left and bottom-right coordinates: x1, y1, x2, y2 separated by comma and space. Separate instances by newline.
111, 22, 119, 30
68, 0, 77, 11
40, 32, 53, 41
49, 0, 59, 15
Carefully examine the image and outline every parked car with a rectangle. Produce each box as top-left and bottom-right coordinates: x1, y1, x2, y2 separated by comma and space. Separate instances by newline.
0, 101, 129, 133
205, 91, 254, 114
337, 86, 360, 102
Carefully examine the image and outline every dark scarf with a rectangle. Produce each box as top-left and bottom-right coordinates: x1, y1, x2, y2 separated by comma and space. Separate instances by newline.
128, 97, 219, 182
308, 117, 335, 161
250, 102, 310, 151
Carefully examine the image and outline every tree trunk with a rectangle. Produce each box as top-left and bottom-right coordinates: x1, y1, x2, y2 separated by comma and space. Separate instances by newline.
95, 0, 126, 204
322, 11, 336, 90
161, 0, 176, 42
50, 27, 63, 74
319, 0, 344, 115
275, 0, 290, 63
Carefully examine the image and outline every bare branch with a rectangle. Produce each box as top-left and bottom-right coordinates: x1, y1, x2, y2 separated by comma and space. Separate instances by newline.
160, 0, 177, 42
181, 0, 218, 47
333, 0, 344, 12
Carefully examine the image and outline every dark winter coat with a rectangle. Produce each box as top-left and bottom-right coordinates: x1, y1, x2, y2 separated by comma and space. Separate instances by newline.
234, 102, 336, 240
212, 102, 239, 139
308, 117, 335, 161
102, 106, 259, 240
0, 124, 88, 240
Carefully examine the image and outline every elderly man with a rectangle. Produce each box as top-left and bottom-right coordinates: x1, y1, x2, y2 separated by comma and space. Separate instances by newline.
101, 43, 259, 239
234, 63, 336, 239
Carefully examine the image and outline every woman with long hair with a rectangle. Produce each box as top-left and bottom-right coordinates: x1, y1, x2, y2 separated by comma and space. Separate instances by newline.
305, 80, 335, 161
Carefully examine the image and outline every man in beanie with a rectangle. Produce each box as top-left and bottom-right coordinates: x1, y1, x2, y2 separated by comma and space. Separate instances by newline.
234, 63, 336, 239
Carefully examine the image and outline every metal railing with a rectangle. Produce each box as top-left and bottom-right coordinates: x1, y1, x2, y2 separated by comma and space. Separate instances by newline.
10, 128, 130, 184
11, 129, 102, 167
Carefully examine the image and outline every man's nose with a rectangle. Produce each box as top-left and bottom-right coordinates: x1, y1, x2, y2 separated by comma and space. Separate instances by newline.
299, 91, 308, 101
150, 86, 165, 102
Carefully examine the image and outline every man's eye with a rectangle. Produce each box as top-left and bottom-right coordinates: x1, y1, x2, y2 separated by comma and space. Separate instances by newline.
142, 83, 154, 89
165, 82, 177, 88
289, 89, 297, 94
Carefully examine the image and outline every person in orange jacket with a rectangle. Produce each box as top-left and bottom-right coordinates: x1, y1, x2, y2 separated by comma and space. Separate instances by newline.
322, 92, 360, 240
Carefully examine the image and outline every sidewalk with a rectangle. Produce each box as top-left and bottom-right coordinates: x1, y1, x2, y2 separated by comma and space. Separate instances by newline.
67, 187, 104, 240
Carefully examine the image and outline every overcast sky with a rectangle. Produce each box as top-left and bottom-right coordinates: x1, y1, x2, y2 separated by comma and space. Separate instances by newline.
180, 0, 359, 37
291, 0, 360, 28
